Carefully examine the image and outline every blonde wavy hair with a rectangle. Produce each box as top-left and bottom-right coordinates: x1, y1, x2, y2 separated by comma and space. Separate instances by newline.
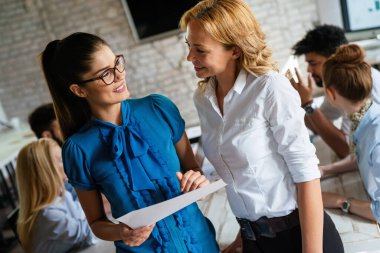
16, 138, 64, 252
180, 0, 278, 90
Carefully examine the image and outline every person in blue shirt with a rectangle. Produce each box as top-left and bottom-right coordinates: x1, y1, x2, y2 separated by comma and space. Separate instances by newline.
40, 32, 220, 253
320, 44, 380, 223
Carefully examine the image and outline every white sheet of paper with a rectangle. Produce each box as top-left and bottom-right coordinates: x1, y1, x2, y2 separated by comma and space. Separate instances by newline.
116, 179, 227, 229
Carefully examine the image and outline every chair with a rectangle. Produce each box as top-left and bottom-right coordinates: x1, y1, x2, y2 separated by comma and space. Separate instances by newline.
6, 207, 19, 243
5, 162, 17, 196
0, 170, 16, 209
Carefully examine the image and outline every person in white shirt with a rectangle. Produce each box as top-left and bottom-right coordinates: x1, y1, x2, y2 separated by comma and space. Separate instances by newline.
291, 25, 380, 159
180, 1, 344, 252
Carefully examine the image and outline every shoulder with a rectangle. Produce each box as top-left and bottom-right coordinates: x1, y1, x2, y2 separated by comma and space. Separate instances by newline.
62, 136, 86, 158
250, 72, 294, 98
64, 121, 98, 147
128, 94, 177, 112
37, 198, 68, 222
259, 72, 291, 89
371, 67, 380, 81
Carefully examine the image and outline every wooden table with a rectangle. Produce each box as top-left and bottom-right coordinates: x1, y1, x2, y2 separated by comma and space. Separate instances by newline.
322, 171, 380, 253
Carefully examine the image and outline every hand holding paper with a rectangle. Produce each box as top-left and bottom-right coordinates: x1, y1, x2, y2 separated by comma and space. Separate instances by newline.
119, 223, 155, 247
176, 170, 209, 192
117, 179, 227, 229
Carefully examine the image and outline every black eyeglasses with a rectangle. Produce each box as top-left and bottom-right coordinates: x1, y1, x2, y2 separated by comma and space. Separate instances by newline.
77, 55, 125, 86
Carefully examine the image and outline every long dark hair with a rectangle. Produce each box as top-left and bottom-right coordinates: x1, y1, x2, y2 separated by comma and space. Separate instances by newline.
41, 32, 108, 139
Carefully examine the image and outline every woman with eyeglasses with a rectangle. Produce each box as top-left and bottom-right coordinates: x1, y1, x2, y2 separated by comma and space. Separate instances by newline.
40, 32, 219, 253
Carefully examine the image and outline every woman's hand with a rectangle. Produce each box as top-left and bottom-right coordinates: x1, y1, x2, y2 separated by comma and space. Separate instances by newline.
176, 170, 209, 193
319, 165, 326, 178
322, 192, 345, 209
119, 223, 155, 247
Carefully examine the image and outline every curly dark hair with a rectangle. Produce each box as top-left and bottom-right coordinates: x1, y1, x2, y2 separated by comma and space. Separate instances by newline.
292, 24, 348, 57
28, 103, 56, 138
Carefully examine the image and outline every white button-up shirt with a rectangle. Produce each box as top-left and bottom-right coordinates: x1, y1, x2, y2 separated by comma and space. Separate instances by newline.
194, 70, 320, 221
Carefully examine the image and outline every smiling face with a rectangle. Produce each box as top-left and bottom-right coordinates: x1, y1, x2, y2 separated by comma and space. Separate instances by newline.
305, 52, 328, 87
70, 45, 130, 116
185, 20, 239, 80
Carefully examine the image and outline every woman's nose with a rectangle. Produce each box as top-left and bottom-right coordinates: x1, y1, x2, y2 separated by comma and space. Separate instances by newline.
186, 49, 194, 62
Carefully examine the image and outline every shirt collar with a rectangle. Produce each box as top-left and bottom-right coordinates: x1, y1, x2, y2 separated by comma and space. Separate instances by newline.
353, 102, 379, 139
232, 68, 248, 95
204, 68, 248, 99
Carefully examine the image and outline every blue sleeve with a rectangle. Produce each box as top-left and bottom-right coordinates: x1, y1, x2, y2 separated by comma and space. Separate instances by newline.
370, 144, 380, 223
62, 138, 96, 191
151, 94, 185, 144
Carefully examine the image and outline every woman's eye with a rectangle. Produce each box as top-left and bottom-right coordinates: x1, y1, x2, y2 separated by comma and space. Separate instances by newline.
102, 70, 111, 78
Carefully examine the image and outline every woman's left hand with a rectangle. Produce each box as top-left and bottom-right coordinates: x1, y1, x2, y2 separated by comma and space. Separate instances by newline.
322, 192, 345, 209
176, 170, 209, 193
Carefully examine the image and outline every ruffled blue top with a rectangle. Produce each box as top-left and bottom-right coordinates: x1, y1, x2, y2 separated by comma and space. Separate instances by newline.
62, 95, 219, 253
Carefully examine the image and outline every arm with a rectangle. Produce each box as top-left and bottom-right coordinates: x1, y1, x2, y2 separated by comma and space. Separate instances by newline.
76, 189, 154, 246
305, 108, 349, 158
289, 69, 349, 158
297, 179, 323, 253
174, 132, 209, 192
322, 193, 376, 221
320, 156, 357, 177
268, 75, 323, 252
40, 201, 94, 249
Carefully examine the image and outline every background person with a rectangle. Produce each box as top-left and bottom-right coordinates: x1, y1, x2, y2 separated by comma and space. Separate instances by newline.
16, 138, 94, 253
291, 24, 380, 159
41, 32, 220, 252
180, 1, 343, 252
28, 103, 76, 199
28, 103, 113, 212
320, 44, 380, 223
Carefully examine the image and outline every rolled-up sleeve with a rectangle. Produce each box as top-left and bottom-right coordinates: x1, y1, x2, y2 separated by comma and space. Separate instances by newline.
264, 75, 320, 183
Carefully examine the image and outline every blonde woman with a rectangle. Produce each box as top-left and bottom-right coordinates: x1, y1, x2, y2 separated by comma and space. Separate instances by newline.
321, 44, 380, 223
180, 0, 343, 252
16, 138, 94, 253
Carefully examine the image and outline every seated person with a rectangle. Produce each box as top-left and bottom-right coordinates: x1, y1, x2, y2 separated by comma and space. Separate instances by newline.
320, 44, 380, 223
28, 103, 76, 198
291, 24, 380, 159
16, 138, 95, 253
28, 103, 111, 213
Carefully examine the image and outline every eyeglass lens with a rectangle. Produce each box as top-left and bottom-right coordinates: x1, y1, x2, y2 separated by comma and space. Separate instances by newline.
101, 56, 125, 85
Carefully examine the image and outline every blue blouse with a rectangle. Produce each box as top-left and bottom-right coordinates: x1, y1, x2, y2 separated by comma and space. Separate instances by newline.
62, 95, 219, 253
353, 102, 380, 223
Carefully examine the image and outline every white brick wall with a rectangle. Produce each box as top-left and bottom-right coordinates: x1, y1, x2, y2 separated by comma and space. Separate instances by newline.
0, 0, 319, 126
